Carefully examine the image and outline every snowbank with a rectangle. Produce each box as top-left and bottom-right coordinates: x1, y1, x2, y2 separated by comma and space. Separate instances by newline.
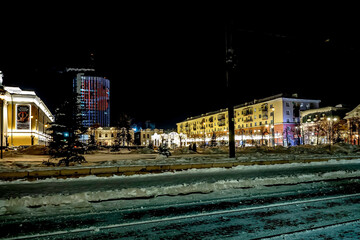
1, 158, 359, 185
2, 163, 360, 215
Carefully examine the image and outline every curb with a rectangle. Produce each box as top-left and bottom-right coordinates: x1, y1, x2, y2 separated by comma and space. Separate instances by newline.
0, 157, 358, 181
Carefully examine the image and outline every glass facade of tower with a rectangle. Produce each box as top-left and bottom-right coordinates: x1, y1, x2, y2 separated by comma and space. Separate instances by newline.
73, 74, 110, 127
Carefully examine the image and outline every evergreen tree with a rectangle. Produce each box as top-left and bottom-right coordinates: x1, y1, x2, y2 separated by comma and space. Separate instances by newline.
116, 113, 133, 147
46, 93, 87, 166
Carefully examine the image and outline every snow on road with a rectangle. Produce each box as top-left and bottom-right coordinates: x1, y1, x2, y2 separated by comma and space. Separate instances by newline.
1, 159, 360, 216
2, 158, 360, 239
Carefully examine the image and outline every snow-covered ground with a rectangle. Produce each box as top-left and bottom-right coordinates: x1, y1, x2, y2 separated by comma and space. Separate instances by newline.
1, 157, 360, 239
2, 143, 360, 172
1, 152, 359, 173
1, 159, 360, 215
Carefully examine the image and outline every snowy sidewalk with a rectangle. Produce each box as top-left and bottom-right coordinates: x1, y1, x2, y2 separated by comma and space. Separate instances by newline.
0, 152, 359, 181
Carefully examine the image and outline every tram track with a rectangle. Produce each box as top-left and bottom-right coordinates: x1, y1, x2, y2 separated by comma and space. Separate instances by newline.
7, 192, 360, 239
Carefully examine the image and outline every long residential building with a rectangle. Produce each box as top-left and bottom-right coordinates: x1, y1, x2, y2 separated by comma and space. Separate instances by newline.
177, 94, 320, 147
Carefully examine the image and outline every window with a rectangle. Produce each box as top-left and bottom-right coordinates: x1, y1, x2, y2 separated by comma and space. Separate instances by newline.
286, 110, 290, 115
286, 102, 290, 107
105, 134, 108, 138
99, 133, 102, 138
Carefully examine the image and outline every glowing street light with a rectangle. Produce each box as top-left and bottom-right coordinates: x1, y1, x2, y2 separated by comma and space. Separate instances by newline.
271, 107, 275, 147
327, 117, 338, 145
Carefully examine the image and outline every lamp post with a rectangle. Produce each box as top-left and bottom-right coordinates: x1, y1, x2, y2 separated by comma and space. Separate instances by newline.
327, 117, 337, 145
203, 122, 206, 147
271, 107, 275, 147
0, 98, 3, 159
30, 115, 34, 145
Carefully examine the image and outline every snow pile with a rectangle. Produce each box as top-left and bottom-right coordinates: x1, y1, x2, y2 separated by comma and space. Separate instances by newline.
2, 168, 360, 215
1, 158, 359, 185
129, 147, 155, 154
234, 143, 360, 155
19, 145, 49, 155
172, 147, 197, 155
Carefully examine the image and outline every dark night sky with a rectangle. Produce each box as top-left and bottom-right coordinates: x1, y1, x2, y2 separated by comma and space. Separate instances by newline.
1, 6, 360, 129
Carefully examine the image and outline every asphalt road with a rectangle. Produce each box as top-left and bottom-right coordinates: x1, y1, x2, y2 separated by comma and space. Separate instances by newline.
1, 160, 360, 239
2, 178, 360, 239
1, 160, 360, 199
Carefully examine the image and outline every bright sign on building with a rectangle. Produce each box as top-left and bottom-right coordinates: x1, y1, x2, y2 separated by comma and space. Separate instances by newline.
16, 104, 30, 130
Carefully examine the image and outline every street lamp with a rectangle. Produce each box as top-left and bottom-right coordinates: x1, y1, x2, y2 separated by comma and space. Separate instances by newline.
327, 117, 337, 145
271, 107, 275, 147
300, 125, 304, 145
203, 122, 206, 147
30, 116, 34, 145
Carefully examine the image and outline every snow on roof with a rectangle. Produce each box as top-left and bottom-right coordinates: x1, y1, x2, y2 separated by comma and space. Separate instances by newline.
4, 86, 36, 95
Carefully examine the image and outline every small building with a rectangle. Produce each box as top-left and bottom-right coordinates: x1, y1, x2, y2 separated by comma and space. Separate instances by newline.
151, 132, 187, 149
0, 86, 54, 147
344, 104, 360, 145
88, 127, 134, 146
134, 129, 163, 146
300, 105, 349, 145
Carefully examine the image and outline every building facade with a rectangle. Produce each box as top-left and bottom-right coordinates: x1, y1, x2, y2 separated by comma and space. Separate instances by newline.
73, 73, 110, 127
300, 105, 349, 145
177, 94, 320, 147
151, 132, 186, 149
344, 104, 360, 145
88, 127, 135, 146
0, 86, 54, 147
134, 129, 164, 146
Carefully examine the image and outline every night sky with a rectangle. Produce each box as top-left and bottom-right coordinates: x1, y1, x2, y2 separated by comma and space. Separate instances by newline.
1, 7, 359, 129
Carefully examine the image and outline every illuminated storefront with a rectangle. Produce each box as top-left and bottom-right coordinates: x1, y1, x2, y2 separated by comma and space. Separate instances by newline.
0, 86, 54, 147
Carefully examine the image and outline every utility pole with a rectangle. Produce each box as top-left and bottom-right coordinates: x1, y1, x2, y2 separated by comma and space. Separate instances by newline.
225, 21, 236, 158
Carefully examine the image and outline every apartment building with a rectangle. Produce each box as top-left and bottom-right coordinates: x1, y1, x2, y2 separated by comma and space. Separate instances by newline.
177, 94, 320, 147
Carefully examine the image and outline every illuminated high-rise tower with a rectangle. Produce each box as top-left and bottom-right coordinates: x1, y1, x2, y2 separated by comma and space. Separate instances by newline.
73, 73, 110, 127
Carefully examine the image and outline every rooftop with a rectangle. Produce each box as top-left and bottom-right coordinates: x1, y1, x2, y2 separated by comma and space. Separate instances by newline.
180, 93, 320, 123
